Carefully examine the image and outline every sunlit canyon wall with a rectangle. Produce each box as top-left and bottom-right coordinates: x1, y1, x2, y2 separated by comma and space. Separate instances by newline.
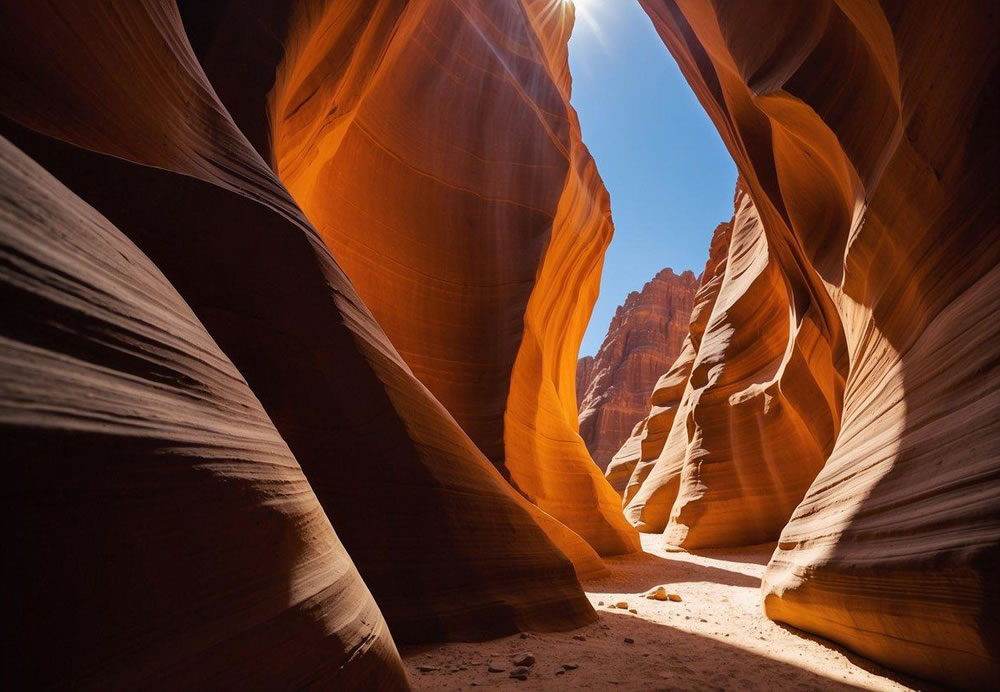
0, 0, 996, 689
624, 1, 998, 687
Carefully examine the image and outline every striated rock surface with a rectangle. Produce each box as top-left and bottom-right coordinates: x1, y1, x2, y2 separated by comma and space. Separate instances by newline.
577, 268, 699, 472
622, 181, 843, 546
0, 0, 602, 655
269, 0, 638, 556
640, 0, 999, 686
609, 220, 732, 498
0, 136, 406, 690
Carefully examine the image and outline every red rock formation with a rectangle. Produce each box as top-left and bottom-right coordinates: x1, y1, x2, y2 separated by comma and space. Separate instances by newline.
608, 220, 732, 497
268, 0, 638, 556
0, 0, 601, 655
621, 182, 843, 546
577, 268, 699, 472
0, 136, 406, 690
640, 1, 999, 686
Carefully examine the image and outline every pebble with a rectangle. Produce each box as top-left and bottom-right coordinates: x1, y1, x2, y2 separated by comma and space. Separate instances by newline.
623, 637, 634, 644
418, 666, 437, 673
513, 653, 535, 667
629, 608, 638, 614
487, 663, 506, 673
647, 586, 669, 601
519, 633, 529, 639
573, 635, 586, 641
562, 663, 579, 670
615, 601, 629, 609
510, 666, 530, 680
668, 593, 683, 602
597, 601, 604, 606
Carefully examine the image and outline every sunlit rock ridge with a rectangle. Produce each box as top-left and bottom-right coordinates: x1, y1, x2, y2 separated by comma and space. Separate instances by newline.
0, 0, 996, 690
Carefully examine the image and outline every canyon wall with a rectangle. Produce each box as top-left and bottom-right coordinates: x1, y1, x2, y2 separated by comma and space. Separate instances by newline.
638, 0, 999, 687
0, 136, 406, 689
577, 268, 699, 472
0, 1, 617, 677
607, 219, 731, 497
266, 0, 637, 555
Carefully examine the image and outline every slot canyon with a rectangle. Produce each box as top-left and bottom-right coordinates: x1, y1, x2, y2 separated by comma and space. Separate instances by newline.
0, 1, 996, 690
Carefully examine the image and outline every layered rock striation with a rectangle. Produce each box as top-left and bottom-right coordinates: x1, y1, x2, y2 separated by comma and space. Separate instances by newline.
0, 1, 610, 679
0, 136, 406, 690
577, 268, 699, 472
635, 1, 999, 686
268, 0, 638, 556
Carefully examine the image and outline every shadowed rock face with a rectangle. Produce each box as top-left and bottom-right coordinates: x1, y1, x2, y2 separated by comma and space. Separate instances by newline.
0, 0, 602, 665
577, 268, 699, 472
0, 136, 406, 690
638, 1, 999, 686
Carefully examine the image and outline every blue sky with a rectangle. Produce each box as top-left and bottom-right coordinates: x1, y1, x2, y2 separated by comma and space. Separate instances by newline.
568, 0, 736, 357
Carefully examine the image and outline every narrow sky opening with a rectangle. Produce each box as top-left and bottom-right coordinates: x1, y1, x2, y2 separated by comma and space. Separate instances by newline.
568, 0, 737, 357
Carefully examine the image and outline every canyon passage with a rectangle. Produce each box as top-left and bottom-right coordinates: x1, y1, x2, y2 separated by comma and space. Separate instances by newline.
0, 1, 997, 690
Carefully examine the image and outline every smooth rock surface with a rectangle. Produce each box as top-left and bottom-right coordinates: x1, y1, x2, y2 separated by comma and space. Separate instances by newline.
640, 1, 999, 686
0, 136, 406, 690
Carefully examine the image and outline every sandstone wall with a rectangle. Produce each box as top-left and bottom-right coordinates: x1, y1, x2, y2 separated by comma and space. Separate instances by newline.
0, 136, 406, 689
638, 1, 999, 686
0, 0, 604, 663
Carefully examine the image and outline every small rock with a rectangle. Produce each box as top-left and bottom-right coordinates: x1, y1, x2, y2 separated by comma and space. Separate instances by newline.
572, 635, 586, 641
699, 618, 708, 623
628, 608, 637, 614
668, 593, 682, 602
647, 586, 669, 601
623, 637, 634, 644
487, 663, 506, 673
555, 670, 566, 676
562, 663, 579, 670
510, 666, 530, 680
519, 632, 529, 639
597, 600, 604, 606
513, 653, 535, 667
418, 665, 438, 673
615, 601, 629, 609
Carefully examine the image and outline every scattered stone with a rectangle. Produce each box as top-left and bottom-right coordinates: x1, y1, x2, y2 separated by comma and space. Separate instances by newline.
597, 601, 604, 606
623, 637, 634, 644
562, 663, 579, 670
629, 608, 637, 614
510, 666, 530, 680
573, 635, 586, 641
700, 618, 708, 623
519, 632, 529, 639
513, 653, 535, 667
556, 670, 566, 676
418, 665, 438, 673
615, 601, 629, 609
647, 586, 669, 601
487, 663, 506, 673
668, 593, 682, 602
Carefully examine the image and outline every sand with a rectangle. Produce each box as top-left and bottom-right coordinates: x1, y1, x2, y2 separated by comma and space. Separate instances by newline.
401, 533, 942, 691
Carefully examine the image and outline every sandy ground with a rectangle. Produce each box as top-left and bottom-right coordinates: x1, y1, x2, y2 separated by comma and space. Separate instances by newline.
401, 533, 943, 691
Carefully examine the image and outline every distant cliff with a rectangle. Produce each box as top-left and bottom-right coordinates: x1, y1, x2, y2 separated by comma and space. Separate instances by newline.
577, 268, 699, 471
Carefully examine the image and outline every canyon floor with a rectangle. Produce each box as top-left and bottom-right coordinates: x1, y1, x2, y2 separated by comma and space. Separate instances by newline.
402, 534, 940, 691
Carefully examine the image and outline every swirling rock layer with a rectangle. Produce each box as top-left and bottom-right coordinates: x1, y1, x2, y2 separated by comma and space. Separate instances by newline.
0, 136, 406, 690
0, 0, 600, 664
269, 0, 638, 555
577, 268, 699, 472
640, 0, 999, 686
